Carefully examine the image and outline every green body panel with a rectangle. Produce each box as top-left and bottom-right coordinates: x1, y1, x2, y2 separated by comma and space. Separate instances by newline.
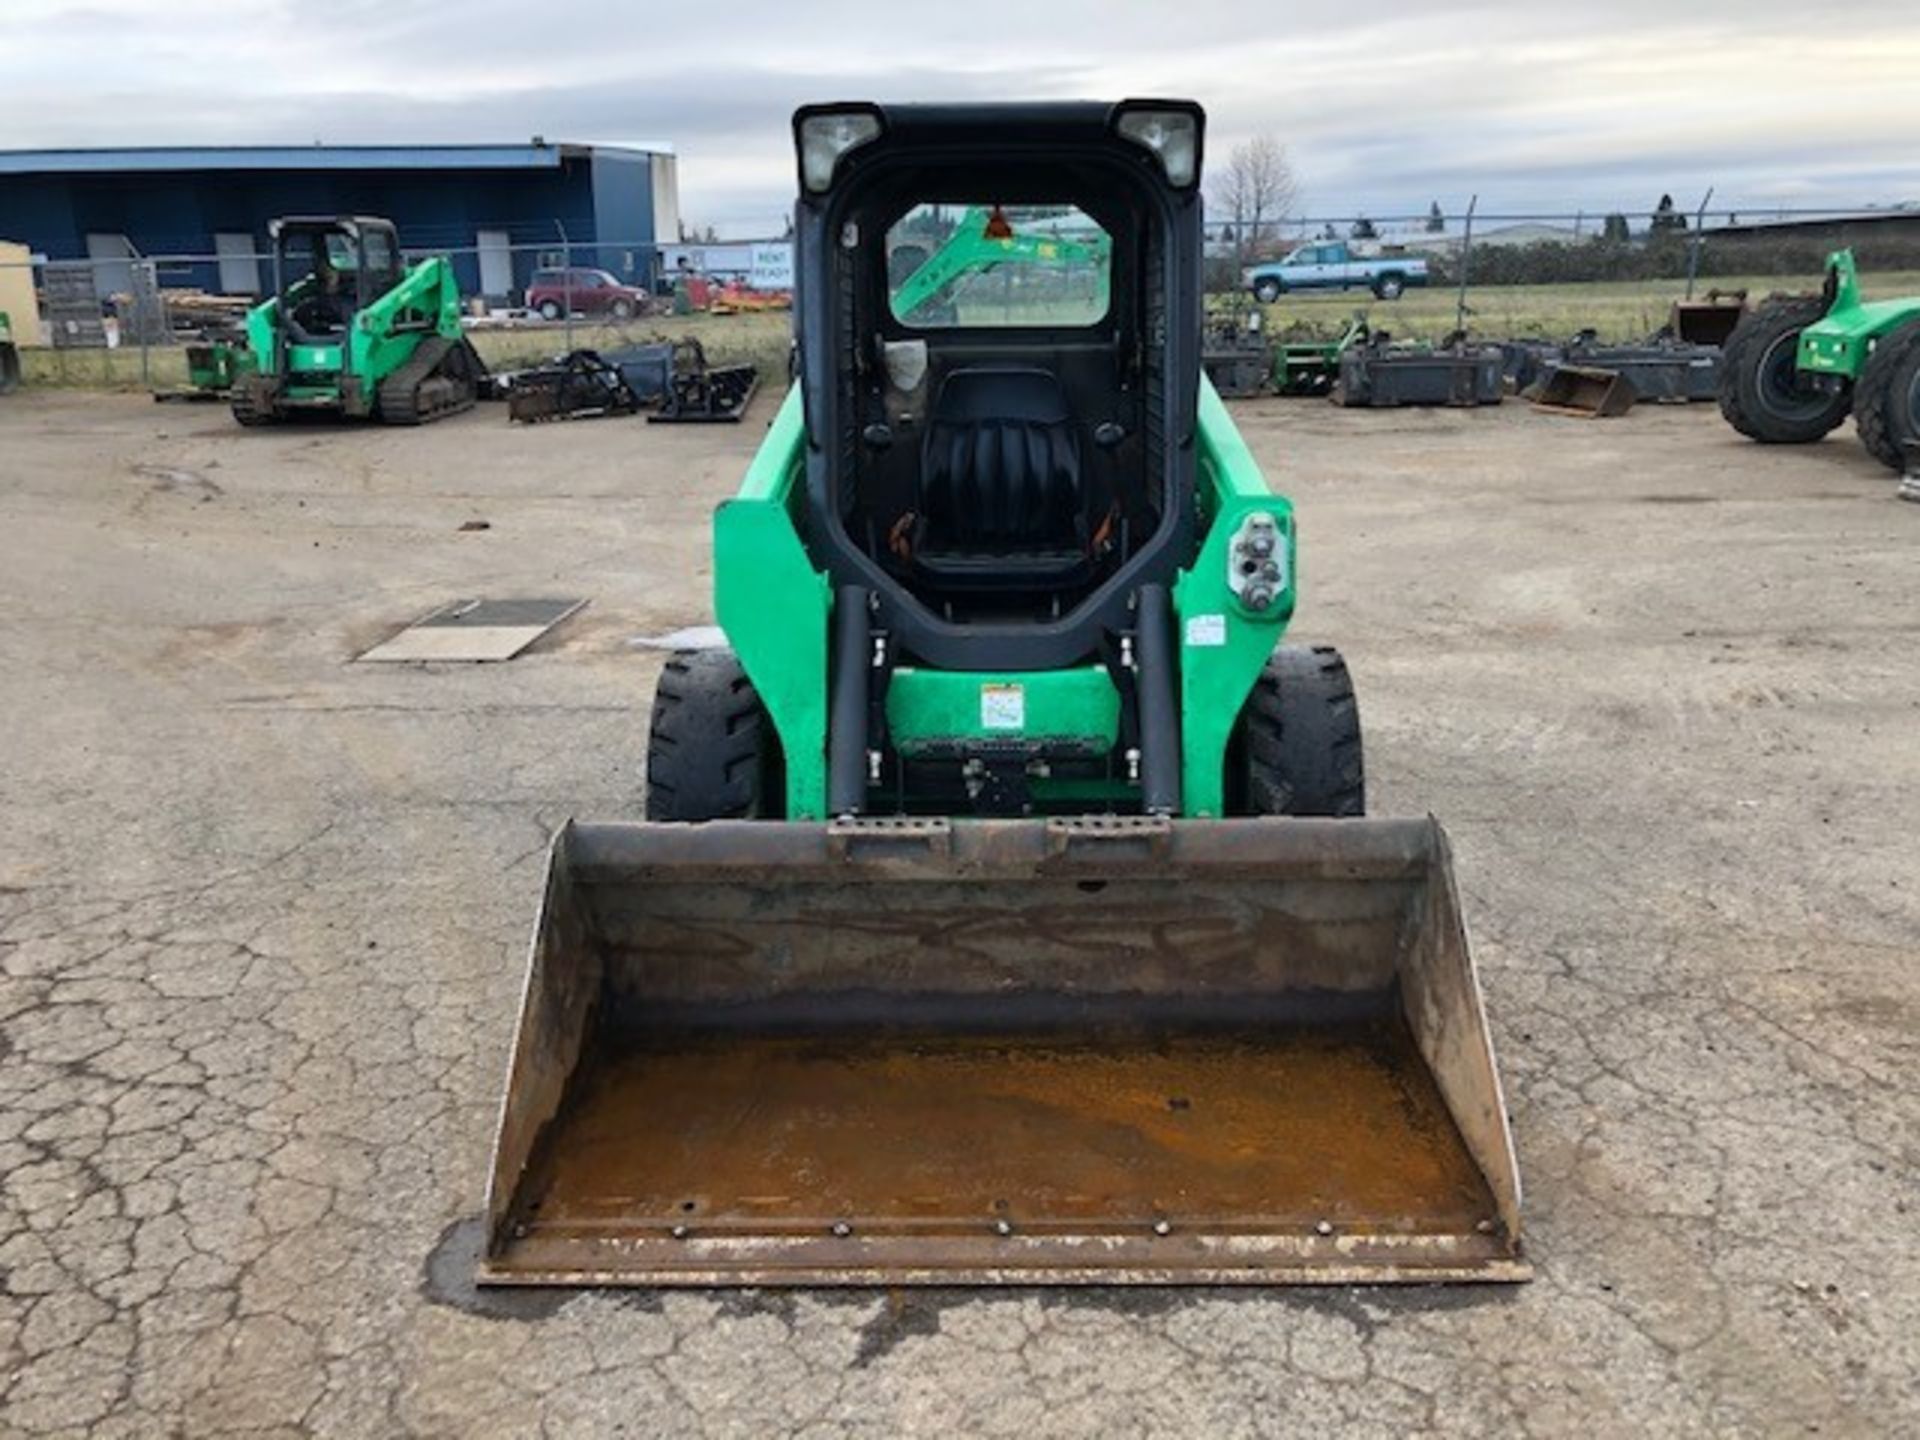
714, 386, 832, 818
885, 666, 1120, 755
1277, 314, 1368, 388
1174, 376, 1296, 817
891, 207, 1112, 321
243, 254, 463, 412
1798, 250, 1920, 378
0, 312, 12, 344
716, 377, 1295, 819
185, 341, 242, 391
287, 343, 344, 374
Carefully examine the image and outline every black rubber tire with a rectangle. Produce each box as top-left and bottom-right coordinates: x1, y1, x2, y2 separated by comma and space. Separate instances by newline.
610, 299, 634, 320
1252, 277, 1283, 304
537, 300, 563, 321
1852, 320, 1920, 473
1231, 645, 1366, 817
1372, 274, 1405, 300
0, 342, 20, 395
644, 649, 783, 820
1718, 296, 1852, 444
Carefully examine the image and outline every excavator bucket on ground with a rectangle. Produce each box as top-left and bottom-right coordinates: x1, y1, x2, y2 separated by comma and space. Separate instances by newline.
1530, 363, 1636, 417
481, 817, 1526, 1287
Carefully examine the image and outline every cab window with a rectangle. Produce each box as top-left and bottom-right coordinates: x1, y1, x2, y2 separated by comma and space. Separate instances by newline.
887, 203, 1111, 328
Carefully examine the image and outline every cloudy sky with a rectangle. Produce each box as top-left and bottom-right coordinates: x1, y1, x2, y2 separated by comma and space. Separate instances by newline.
2, 1, 1917, 236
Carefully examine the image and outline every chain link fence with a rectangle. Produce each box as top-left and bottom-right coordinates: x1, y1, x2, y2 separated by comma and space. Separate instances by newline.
3, 205, 1917, 391
0, 231, 796, 392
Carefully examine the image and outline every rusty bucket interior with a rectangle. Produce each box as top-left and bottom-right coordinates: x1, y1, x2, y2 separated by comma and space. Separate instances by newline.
480, 816, 1527, 1286
1670, 293, 1748, 347
1530, 364, 1636, 418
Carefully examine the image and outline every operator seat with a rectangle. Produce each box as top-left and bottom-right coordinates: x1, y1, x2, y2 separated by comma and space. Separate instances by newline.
913, 367, 1092, 589
289, 284, 352, 341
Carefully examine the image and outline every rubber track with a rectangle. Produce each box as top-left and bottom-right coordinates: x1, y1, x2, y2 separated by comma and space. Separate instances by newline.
376, 337, 478, 426
229, 381, 275, 427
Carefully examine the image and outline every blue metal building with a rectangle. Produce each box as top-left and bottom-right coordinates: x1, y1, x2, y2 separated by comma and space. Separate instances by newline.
0, 141, 680, 300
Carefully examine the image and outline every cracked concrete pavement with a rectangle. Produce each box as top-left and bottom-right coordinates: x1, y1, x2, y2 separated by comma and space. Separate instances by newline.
0, 388, 1915, 1437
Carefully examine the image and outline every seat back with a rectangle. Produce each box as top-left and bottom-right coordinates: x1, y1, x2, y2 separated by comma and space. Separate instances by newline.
919, 368, 1083, 552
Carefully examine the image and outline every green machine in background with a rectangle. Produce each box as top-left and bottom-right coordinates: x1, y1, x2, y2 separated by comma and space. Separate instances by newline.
1275, 313, 1371, 395
1720, 248, 1920, 471
0, 311, 20, 394
230, 216, 485, 426
151, 335, 247, 404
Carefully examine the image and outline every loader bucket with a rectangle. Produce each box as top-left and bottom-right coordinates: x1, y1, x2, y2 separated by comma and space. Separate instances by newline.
1669, 293, 1747, 347
480, 816, 1527, 1286
1530, 363, 1635, 417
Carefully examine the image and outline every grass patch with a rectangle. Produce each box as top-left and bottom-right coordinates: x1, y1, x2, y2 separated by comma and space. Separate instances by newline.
1247, 268, 1920, 344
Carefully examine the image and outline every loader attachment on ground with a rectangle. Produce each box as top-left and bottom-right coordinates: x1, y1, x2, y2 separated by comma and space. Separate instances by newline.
1530, 363, 1636, 417
481, 816, 1526, 1287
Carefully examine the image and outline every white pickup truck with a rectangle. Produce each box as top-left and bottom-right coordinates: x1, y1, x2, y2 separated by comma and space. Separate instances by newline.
1243, 242, 1429, 303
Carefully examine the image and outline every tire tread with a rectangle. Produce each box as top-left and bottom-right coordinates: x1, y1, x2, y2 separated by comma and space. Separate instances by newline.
1236, 645, 1366, 817
644, 649, 779, 820
1718, 296, 1851, 444
1853, 320, 1920, 472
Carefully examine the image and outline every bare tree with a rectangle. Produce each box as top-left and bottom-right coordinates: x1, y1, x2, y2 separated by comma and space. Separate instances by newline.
1209, 134, 1297, 263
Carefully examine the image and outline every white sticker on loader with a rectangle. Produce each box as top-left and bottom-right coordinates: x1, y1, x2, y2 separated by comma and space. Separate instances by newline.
1185, 614, 1228, 647
981, 683, 1026, 731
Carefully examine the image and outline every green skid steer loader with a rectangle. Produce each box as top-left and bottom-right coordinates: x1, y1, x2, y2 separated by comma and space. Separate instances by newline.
230, 216, 484, 426
1719, 249, 1920, 471
482, 101, 1527, 1287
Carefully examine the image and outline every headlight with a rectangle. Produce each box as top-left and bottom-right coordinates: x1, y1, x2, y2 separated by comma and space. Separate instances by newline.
795, 108, 883, 194
1114, 104, 1203, 188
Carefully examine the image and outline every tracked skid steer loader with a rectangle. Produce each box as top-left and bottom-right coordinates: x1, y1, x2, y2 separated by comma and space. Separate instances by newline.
229, 216, 485, 426
483, 102, 1527, 1287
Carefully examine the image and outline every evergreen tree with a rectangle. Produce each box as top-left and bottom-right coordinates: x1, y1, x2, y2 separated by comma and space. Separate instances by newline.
1650, 194, 1686, 233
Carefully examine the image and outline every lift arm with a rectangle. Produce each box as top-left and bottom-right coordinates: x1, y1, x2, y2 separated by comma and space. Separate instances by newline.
891, 207, 1111, 320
